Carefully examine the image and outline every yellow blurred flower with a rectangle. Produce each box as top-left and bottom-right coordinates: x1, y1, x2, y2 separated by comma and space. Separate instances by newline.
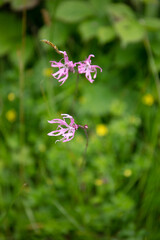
96, 124, 108, 136
42, 68, 53, 77
123, 169, 132, 177
6, 109, 17, 122
95, 179, 104, 186
8, 92, 15, 101
142, 94, 154, 106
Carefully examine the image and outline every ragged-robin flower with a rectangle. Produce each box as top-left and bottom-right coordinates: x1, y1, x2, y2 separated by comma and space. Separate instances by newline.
50, 51, 76, 86
77, 54, 102, 83
48, 114, 88, 143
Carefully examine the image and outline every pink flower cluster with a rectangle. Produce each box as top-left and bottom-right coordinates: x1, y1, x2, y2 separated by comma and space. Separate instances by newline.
50, 51, 102, 85
47, 45, 102, 143
48, 114, 88, 143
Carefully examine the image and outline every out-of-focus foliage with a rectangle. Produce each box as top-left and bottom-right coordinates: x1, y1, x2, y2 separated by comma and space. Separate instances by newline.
0, 0, 160, 239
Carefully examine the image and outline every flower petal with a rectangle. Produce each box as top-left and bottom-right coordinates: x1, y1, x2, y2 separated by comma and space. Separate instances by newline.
61, 114, 75, 126
58, 73, 68, 86
47, 130, 62, 136
48, 119, 68, 127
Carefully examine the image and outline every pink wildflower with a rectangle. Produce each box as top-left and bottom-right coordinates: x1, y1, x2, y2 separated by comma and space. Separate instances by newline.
77, 54, 102, 83
48, 114, 79, 143
50, 51, 76, 86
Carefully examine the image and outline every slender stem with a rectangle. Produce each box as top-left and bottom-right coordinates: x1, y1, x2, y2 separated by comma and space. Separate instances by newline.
144, 35, 160, 105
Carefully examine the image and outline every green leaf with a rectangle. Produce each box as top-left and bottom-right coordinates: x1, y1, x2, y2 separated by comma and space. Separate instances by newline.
107, 3, 135, 21
89, 0, 111, 17
142, 18, 160, 31
78, 20, 101, 41
55, 1, 93, 23
107, 3, 145, 45
115, 20, 145, 45
97, 26, 116, 44
10, 0, 39, 11
0, 13, 22, 56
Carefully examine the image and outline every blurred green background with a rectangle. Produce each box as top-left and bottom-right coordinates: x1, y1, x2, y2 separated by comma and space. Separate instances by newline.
1, 0, 160, 239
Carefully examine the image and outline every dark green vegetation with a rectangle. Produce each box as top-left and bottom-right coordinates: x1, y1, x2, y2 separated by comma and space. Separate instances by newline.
0, 0, 160, 239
